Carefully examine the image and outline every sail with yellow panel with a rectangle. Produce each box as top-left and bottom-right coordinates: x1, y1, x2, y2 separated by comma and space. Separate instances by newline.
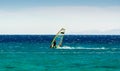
50, 28, 65, 48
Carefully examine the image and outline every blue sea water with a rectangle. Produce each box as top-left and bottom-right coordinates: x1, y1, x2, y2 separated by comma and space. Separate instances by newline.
0, 35, 120, 71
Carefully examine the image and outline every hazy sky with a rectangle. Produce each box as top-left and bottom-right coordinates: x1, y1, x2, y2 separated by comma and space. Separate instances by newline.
0, 0, 120, 34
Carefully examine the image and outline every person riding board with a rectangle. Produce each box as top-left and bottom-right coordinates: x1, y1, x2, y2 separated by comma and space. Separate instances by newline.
50, 40, 56, 48
53, 40, 56, 48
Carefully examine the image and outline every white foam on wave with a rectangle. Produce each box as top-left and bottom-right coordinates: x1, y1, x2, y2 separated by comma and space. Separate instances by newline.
57, 46, 107, 50
57, 46, 74, 49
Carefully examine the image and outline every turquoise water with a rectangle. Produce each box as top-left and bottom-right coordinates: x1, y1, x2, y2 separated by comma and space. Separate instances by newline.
0, 35, 120, 71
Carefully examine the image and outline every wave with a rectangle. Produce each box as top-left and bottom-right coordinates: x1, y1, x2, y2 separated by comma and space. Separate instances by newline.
57, 46, 118, 50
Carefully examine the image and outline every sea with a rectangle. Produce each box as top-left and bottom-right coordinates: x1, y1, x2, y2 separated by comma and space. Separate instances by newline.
0, 35, 120, 71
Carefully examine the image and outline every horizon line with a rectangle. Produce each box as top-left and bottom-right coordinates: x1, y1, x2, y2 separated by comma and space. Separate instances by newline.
0, 34, 120, 35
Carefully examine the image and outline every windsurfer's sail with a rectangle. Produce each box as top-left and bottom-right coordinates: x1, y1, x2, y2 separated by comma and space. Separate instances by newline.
50, 28, 65, 48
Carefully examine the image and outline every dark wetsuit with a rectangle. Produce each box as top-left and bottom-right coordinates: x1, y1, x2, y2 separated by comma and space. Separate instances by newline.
53, 41, 56, 48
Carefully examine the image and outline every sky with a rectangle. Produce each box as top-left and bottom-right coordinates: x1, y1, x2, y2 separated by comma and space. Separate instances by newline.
0, 0, 120, 34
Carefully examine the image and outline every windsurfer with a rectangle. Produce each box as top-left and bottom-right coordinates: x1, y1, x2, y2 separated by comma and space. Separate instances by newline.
53, 40, 56, 48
